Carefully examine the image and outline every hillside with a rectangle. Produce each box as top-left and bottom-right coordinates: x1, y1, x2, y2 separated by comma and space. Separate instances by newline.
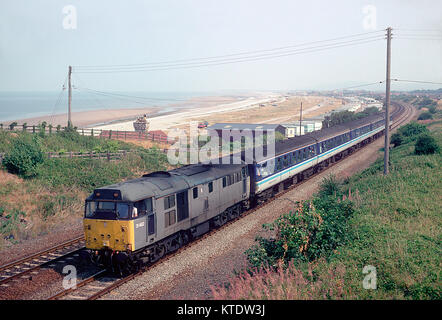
211, 118, 441, 300
0, 128, 170, 249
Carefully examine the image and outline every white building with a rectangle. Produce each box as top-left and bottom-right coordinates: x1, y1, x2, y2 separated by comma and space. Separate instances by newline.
282, 119, 323, 138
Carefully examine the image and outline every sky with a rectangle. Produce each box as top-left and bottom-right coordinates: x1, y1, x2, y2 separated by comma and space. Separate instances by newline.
0, 0, 441, 93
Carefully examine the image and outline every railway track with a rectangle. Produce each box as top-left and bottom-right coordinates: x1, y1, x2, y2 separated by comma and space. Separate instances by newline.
46, 102, 413, 300
0, 236, 85, 288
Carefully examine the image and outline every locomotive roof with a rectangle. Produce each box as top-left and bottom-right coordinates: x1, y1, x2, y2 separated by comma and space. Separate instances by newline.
88, 162, 246, 202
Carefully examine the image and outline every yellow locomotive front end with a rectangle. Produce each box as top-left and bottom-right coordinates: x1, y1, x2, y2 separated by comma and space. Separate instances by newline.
82, 189, 139, 273
83, 218, 135, 252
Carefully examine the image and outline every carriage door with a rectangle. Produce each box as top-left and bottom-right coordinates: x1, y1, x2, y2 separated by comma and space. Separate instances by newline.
177, 191, 189, 222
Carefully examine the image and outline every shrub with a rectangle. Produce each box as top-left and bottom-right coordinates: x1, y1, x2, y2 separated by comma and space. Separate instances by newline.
318, 174, 342, 198
2, 135, 44, 177
414, 134, 440, 155
390, 132, 403, 147
427, 105, 437, 114
397, 122, 429, 138
418, 112, 433, 120
210, 260, 350, 300
246, 196, 354, 269
0, 208, 26, 240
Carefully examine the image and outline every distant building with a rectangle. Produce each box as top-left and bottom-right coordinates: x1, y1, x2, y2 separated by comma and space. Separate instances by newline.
207, 123, 285, 142
364, 103, 383, 110
281, 118, 323, 138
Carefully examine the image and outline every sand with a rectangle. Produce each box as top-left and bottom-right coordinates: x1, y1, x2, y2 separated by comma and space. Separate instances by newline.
2, 93, 343, 134
91, 94, 285, 132
2, 95, 262, 129
4, 108, 159, 128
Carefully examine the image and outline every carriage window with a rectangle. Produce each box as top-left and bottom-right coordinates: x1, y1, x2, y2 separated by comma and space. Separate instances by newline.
276, 157, 282, 170
165, 210, 176, 227
283, 155, 288, 167
309, 146, 315, 157
164, 195, 175, 210
193, 187, 198, 199
208, 182, 213, 193
223, 176, 227, 187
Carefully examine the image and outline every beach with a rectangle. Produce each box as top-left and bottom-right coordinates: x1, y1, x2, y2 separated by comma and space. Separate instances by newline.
90, 94, 284, 132
1, 92, 281, 131
1, 92, 342, 134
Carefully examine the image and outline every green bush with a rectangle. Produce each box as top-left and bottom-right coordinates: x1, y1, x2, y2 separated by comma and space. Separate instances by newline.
246, 180, 354, 269
390, 132, 403, 147
3, 135, 44, 177
0, 208, 26, 239
418, 112, 433, 120
397, 122, 429, 138
414, 134, 440, 155
427, 105, 437, 114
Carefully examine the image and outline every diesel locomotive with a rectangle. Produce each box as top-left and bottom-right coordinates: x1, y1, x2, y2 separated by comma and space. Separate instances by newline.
82, 104, 401, 273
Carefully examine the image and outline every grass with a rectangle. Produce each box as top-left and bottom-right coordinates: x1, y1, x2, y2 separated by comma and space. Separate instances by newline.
0, 129, 171, 248
211, 118, 441, 300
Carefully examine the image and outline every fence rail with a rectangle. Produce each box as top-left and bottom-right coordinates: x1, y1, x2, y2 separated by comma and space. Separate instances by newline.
0, 150, 134, 163
0, 123, 173, 144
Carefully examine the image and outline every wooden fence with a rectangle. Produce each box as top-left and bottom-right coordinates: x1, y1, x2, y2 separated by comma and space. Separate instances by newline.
0, 123, 173, 144
0, 150, 133, 163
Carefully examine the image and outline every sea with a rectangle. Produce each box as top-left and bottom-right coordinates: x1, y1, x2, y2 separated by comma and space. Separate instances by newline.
0, 91, 241, 123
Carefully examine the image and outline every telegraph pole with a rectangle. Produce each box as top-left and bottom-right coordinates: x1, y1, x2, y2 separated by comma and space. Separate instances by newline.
68, 65, 72, 128
299, 102, 303, 136
384, 27, 392, 175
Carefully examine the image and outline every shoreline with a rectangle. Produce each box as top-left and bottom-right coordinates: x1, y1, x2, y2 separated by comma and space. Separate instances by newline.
0, 93, 278, 132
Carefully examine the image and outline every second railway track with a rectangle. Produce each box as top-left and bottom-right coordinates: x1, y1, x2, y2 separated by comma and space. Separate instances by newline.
0, 236, 85, 288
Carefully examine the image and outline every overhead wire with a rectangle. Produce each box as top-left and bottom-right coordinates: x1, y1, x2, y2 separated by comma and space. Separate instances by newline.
49, 75, 68, 125
73, 30, 385, 71
74, 37, 385, 74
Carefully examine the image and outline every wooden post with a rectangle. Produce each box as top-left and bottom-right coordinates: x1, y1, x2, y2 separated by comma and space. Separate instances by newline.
68, 66, 72, 128
384, 27, 392, 175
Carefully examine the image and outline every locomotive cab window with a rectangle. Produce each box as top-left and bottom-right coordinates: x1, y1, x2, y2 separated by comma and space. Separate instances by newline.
208, 182, 213, 193
85, 201, 131, 220
193, 187, 198, 199
116, 203, 129, 219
